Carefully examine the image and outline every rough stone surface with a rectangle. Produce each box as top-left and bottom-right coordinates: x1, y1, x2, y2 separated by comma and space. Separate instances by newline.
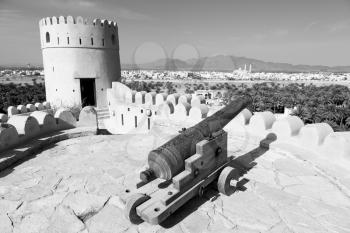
7, 106, 18, 116
17, 105, 27, 114
0, 124, 19, 151
0, 123, 350, 232
26, 104, 36, 112
35, 103, 45, 111
7, 115, 40, 137
0, 113, 8, 123
30, 111, 56, 133
299, 123, 334, 146
78, 106, 98, 127
0, 214, 13, 233
55, 108, 77, 130
42, 101, 51, 109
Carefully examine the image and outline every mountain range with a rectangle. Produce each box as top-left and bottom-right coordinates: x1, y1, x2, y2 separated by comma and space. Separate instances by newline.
122, 55, 350, 73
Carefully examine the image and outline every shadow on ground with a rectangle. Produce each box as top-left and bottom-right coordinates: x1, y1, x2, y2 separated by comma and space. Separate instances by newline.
160, 133, 277, 228
0, 128, 101, 178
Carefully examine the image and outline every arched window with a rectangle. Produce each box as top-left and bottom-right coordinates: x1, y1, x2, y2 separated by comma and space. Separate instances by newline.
46, 32, 50, 43
102, 38, 104, 46
111, 34, 115, 45
79, 38, 82, 45
67, 37, 70, 45
57, 37, 60, 45
91, 37, 94, 45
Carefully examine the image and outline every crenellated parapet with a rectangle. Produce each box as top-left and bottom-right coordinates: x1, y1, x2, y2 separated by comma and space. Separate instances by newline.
104, 81, 350, 161
105, 82, 211, 134
2, 102, 52, 121
224, 108, 350, 162
0, 108, 77, 153
39, 16, 118, 50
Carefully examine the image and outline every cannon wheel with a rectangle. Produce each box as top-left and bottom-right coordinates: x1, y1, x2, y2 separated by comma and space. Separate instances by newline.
124, 193, 150, 224
217, 166, 240, 196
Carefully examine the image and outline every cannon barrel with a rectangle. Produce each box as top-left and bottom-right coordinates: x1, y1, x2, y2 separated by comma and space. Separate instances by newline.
141, 97, 251, 181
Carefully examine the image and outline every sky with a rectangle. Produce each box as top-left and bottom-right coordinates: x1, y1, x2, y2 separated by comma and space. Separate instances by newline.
1, 0, 350, 66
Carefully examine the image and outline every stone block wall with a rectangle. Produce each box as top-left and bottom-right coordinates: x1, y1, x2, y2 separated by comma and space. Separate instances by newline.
0, 104, 77, 153
2, 102, 52, 120
105, 81, 350, 161
105, 82, 211, 134
225, 109, 350, 161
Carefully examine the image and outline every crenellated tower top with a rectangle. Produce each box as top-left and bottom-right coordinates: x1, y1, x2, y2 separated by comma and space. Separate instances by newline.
39, 16, 119, 49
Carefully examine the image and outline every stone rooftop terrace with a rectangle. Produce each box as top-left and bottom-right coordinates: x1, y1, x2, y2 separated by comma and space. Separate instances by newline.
0, 124, 350, 233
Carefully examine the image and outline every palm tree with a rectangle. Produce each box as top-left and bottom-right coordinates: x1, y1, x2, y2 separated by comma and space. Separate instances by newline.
292, 106, 308, 121
346, 117, 350, 127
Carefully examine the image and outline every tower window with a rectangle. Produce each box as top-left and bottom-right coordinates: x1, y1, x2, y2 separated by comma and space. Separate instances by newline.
57, 37, 59, 45
102, 38, 104, 46
91, 37, 94, 45
111, 34, 115, 45
46, 32, 50, 43
79, 38, 82, 45
67, 37, 70, 44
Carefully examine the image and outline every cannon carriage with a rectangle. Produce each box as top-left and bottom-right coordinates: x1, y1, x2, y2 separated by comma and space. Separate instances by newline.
123, 98, 251, 225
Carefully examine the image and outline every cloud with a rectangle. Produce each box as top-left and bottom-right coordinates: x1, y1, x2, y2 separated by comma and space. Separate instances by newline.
329, 20, 350, 32
304, 21, 318, 32
78, 0, 96, 7
49, 0, 96, 7
0, 9, 23, 26
272, 29, 289, 36
251, 28, 288, 41
227, 36, 241, 42
253, 33, 267, 41
0, 9, 21, 18
117, 8, 153, 21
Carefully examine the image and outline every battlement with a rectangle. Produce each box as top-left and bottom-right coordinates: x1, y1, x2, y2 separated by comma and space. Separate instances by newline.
39, 16, 119, 49
102, 82, 350, 162
39, 16, 117, 28
0, 104, 77, 153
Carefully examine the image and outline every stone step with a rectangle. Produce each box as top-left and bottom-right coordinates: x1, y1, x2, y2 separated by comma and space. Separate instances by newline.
97, 112, 110, 116
97, 109, 109, 113
96, 108, 109, 113
98, 115, 110, 120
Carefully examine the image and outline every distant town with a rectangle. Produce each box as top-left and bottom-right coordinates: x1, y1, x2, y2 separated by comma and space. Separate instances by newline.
2, 65, 350, 84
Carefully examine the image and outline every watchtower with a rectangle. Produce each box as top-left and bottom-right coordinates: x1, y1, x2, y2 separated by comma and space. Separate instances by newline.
39, 16, 121, 108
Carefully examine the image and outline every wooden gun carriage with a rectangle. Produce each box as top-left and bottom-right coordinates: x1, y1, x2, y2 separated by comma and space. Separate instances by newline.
123, 98, 251, 225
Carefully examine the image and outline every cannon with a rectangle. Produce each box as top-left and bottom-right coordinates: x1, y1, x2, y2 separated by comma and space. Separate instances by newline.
123, 97, 251, 225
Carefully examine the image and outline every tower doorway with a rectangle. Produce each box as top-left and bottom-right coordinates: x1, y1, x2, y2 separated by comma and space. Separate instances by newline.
80, 79, 96, 107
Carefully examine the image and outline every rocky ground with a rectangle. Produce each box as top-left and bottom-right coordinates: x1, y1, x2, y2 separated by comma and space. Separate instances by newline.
0, 125, 350, 233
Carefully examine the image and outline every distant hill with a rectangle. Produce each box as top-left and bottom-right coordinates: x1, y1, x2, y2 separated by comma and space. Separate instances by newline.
122, 55, 350, 73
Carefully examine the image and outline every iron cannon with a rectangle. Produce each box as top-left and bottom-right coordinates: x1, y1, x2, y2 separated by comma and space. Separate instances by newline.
123, 97, 251, 225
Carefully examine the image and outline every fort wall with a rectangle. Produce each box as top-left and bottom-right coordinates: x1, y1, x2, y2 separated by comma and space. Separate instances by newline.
0, 102, 77, 153
39, 16, 121, 108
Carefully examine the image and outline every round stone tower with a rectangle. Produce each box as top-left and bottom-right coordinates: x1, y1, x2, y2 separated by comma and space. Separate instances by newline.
39, 16, 121, 109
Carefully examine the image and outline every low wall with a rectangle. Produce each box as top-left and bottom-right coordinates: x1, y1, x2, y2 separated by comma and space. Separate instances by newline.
105, 82, 350, 162
105, 82, 213, 134
3, 101, 52, 121
226, 109, 350, 162
0, 107, 77, 153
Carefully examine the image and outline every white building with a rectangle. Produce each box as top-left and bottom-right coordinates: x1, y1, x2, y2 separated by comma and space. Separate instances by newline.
39, 16, 121, 108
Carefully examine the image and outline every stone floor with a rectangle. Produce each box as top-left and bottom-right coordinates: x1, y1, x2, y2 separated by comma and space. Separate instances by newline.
0, 125, 350, 233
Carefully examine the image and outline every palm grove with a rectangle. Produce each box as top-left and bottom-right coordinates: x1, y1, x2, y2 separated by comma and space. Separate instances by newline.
1, 81, 349, 132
